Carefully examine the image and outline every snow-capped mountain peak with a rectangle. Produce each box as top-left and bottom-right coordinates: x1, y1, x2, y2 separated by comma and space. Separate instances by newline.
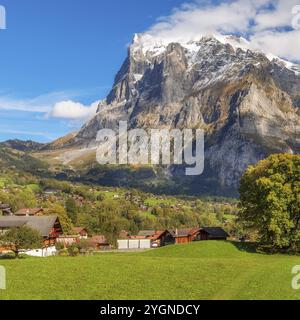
131, 32, 299, 75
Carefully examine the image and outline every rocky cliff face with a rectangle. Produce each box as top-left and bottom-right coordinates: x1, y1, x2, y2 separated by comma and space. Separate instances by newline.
61, 33, 300, 194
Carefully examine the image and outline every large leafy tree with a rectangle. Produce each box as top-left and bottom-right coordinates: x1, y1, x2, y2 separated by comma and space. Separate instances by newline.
65, 198, 78, 224
239, 154, 300, 252
0, 226, 42, 258
43, 202, 73, 234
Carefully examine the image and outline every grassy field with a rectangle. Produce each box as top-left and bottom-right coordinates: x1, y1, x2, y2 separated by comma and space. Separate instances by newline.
0, 241, 300, 300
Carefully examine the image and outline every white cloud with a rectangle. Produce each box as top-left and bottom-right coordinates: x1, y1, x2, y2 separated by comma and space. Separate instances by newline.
143, 0, 300, 61
0, 90, 100, 121
0, 91, 72, 113
49, 100, 99, 120
250, 29, 300, 60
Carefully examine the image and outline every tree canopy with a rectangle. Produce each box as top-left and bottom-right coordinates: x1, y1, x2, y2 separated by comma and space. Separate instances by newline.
0, 226, 43, 258
239, 154, 300, 252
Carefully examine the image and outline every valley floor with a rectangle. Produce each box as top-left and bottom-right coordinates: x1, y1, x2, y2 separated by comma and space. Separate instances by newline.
0, 241, 300, 300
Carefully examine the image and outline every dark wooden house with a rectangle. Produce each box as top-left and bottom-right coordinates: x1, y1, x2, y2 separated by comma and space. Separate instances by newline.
136, 230, 175, 247
200, 227, 229, 240
150, 230, 175, 247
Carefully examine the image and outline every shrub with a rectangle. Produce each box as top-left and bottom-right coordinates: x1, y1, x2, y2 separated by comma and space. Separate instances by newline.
58, 248, 69, 256
67, 244, 80, 257
55, 242, 65, 251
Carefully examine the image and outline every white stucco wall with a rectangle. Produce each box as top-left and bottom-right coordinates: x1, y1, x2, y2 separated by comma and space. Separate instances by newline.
22, 246, 57, 257
117, 239, 151, 249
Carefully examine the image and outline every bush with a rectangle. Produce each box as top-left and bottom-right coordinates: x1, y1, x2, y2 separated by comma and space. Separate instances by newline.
77, 239, 91, 251
0, 252, 16, 259
58, 248, 69, 256
67, 244, 80, 257
55, 242, 65, 251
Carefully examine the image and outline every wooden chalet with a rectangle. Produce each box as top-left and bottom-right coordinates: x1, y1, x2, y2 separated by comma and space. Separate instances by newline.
199, 227, 229, 240
149, 230, 175, 246
0, 216, 63, 247
170, 228, 201, 244
136, 230, 175, 247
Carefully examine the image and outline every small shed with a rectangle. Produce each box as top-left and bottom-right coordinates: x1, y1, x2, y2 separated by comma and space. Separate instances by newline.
200, 227, 229, 240
90, 235, 112, 251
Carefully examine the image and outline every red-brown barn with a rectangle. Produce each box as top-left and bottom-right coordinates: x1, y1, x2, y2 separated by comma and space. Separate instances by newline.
171, 228, 201, 244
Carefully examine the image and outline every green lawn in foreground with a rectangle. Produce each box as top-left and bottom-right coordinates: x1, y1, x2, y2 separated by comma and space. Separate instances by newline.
0, 241, 300, 300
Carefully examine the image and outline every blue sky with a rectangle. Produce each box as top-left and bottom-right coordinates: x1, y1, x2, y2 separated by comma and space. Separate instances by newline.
0, 0, 299, 142
0, 0, 185, 142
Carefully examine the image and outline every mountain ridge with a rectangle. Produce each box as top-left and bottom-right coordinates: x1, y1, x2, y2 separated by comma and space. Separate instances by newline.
38, 33, 300, 195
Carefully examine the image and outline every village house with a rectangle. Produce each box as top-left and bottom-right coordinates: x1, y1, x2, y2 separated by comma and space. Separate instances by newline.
0, 215, 63, 254
199, 227, 229, 240
72, 227, 88, 239
170, 228, 201, 244
14, 208, 44, 216
137, 230, 175, 247
56, 227, 89, 247
90, 235, 112, 250
56, 235, 80, 247
43, 188, 59, 195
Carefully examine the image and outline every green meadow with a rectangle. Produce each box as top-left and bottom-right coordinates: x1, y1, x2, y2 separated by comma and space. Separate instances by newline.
0, 241, 300, 300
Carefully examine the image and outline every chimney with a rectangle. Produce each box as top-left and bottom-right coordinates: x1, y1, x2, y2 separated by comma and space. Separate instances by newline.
175, 228, 178, 236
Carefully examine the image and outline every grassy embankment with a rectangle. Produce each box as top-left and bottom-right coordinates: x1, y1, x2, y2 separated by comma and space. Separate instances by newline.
0, 241, 299, 300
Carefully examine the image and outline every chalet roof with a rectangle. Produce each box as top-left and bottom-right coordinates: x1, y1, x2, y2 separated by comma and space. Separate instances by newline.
170, 228, 200, 237
137, 230, 156, 237
150, 230, 171, 240
14, 208, 43, 216
0, 216, 59, 237
0, 219, 26, 228
73, 227, 87, 234
201, 227, 229, 238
